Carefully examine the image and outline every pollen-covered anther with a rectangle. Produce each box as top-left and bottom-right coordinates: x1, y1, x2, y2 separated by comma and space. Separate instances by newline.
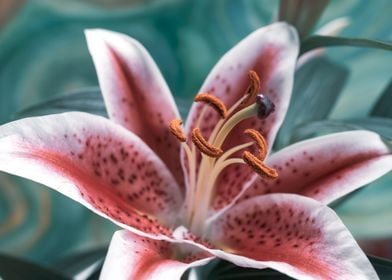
194, 93, 228, 119
240, 70, 261, 108
191, 128, 223, 158
169, 119, 187, 142
242, 151, 278, 179
244, 128, 268, 161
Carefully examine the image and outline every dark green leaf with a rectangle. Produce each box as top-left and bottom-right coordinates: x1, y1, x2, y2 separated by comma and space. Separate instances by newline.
197, 259, 293, 280
278, 0, 329, 38
194, 256, 392, 279
369, 255, 392, 279
291, 117, 392, 143
274, 57, 348, 149
16, 88, 107, 119
300, 36, 392, 55
51, 247, 107, 279
17, 87, 193, 120
0, 254, 68, 280
371, 79, 392, 118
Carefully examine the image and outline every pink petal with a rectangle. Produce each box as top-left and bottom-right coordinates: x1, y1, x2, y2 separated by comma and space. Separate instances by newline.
0, 112, 183, 238
238, 130, 392, 204
85, 29, 184, 186
100, 230, 213, 280
185, 22, 298, 142
185, 23, 299, 211
207, 194, 378, 279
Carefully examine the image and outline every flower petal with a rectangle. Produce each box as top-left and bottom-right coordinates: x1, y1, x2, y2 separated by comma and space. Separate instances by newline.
100, 230, 212, 280
0, 112, 183, 238
238, 130, 392, 204
185, 22, 298, 143
85, 29, 184, 186
207, 194, 378, 280
184, 23, 299, 211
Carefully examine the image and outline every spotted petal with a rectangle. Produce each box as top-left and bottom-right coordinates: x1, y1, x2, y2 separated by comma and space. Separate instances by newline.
238, 130, 392, 204
0, 112, 183, 238
100, 230, 213, 280
184, 22, 299, 211
85, 29, 184, 186
186, 22, 298, 144
207, 194, 378, 280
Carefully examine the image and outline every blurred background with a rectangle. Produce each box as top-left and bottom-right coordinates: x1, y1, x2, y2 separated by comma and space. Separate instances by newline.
0, 0, 391, 271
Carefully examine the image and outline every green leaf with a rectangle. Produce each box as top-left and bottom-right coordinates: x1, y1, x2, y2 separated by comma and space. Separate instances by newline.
274, 57, 348, 149
336, 172, 392, 239
300, 36, 392, 55
291, 117, 392, 143
197, 259, 293, 280
278, 0, 329, 38
368, 255, 392, 279
16, 88, 107, 119
0, 254, 68, 280
16, 88, 193, 120
194, 257, 392, 279
371, 79, 392, 118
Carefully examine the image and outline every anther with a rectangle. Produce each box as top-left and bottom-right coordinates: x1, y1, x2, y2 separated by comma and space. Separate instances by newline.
169, 119, 187, 142
256, 94, 275, 119
242, 151, 278, 179
240, 70, 261, 108
191, 128, 223, 157
194, 93, 228, 119
244, 129, 268, 161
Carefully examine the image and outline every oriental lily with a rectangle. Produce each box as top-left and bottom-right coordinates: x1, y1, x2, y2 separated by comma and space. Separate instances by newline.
0, 23, 391, 280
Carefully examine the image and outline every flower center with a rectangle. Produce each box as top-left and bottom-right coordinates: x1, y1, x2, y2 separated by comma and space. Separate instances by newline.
169, 71, 278, 236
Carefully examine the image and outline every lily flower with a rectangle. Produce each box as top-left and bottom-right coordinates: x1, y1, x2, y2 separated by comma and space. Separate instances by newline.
0, 23, 391, 279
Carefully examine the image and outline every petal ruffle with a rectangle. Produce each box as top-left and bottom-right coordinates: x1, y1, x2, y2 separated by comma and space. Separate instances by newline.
85, 29, 184, 186
207, 194, 378, 280
238, 130, 392, 204
0, 112, 183, 238
100, 230, 212, 280
185, 23, 299, 211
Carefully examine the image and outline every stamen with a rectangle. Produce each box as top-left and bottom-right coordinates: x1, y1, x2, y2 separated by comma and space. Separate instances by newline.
242, 151, 278, 179
169, 119, 186, 142
240, 70, 261, 108
191, 128, 223, 158
244, 129, 268, 161
194, 93, 228, 119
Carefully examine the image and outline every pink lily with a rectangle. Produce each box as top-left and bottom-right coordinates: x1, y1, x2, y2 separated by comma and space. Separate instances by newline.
0, 22, 391, 279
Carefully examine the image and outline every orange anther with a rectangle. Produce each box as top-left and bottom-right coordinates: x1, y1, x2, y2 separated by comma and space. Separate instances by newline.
191, 128, 223, 158
194, 93, 228, 119
240, 70, 261, 108
242, 151, 278, 179
169, 119, 187, 142
244, 129, 268, 161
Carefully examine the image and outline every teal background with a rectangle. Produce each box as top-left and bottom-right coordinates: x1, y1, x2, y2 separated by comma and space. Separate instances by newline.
0, 0, 391, 265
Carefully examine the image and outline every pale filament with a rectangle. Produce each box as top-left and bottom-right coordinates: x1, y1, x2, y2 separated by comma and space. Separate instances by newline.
189, 103, 259, 234
169, 72, 276, 235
